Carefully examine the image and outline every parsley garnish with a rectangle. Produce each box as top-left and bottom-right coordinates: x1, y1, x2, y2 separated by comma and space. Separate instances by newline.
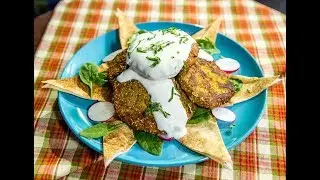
146, 56, 161, 67
162, 27, 180, 36
179, 36, 189, 44
145, 102, 171, 118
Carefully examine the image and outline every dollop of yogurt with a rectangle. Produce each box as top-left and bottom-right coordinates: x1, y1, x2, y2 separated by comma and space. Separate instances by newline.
127, 29, 196, 80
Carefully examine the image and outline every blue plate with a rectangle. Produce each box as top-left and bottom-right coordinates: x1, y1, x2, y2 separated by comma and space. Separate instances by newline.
58, 22, 266, 167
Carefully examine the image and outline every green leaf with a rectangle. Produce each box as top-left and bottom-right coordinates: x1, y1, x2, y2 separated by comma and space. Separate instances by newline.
229, 78, 243, 92
187, 107, 212, 124
79, 123, 123, 139
79, 63, 107, 97
134, 131, 163, 155
196, 38, 221, 55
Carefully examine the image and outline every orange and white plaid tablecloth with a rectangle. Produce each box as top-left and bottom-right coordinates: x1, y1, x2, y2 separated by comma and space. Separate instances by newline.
34, 0, 286, 179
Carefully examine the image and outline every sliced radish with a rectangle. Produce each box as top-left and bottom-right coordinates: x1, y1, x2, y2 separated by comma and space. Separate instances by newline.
212, 107, 236, 122
159, 133, 174, 141
88, 102, 115, 122
215, 58, 240, 73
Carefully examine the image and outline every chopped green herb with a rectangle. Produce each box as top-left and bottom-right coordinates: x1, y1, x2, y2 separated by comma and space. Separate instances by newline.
145, 102, 171, 118
177, 51, 180, 54
146, 32, 156, 40
179, 36, 189, 44
168, 87, 174, 102
137, 47, 147, 53
128, 40, 143, 58
196, 38, 221, 54
162, 27, 180, 36
171, 56, 175, 59
229, 78, 243, 92
146, 56, 161, 67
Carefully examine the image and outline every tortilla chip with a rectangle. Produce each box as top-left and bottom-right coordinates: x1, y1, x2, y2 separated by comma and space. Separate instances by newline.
103, 120, 136, 166
179, 115, 232, 168
41, 76, 112, 102
192, 16, 222, 43
222, 75, 280, 107
115, 9, 139, 49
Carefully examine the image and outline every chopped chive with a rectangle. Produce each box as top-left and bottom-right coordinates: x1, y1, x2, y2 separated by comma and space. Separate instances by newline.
137, 47, 147, 53
146, 56, 160, 61
146, 56, 161, 67
145, 102, 170, 118
168, 87, 174, 102
179, 36, 189, 44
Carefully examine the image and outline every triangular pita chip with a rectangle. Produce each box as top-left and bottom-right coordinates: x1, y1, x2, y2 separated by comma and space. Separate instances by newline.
103, 120, 136, 166
192, 16, 222, 43
179, 115, 232, 168
222, 75, 280, 107
41, 76, 112, 102
115, 9, 139, 49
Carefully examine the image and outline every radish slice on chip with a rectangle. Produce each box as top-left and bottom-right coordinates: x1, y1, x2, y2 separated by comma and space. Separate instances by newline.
212, 107, 236, 122
88, 102, 115, 122
215, 58, 240, 73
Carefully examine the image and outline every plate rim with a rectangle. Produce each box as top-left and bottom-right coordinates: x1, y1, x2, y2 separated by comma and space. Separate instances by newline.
58, 21, 267, 167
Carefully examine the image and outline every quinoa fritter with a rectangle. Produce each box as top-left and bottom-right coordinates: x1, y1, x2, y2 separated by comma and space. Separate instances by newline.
177, 58, 235, 109
112, 80, 161, 134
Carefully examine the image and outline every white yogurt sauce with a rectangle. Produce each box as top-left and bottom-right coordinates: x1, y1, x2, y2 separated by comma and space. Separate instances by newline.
127, 29, 196, 80
117, 69, 188, 139
198, 49, 214, 61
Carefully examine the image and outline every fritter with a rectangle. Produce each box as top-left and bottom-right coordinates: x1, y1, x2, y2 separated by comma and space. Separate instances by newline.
177, 58, 235, 109
112, 80, 161, 134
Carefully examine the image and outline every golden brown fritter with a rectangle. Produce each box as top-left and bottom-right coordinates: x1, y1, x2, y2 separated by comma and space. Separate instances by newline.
172, 78, 197, 118
112, 80, 162, 134
98, 50, 128, 80
177, 58, 235, 109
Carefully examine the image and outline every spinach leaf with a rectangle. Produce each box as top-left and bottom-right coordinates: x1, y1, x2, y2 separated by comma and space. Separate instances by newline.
187, 107, 211, 124
134, 131, 163, 156
79, 63, 106, 97
79, 122, 123, 139
196, 38, 221, 55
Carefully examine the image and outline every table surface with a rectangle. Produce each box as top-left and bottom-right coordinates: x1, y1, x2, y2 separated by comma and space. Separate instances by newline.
34, 0, 286, 179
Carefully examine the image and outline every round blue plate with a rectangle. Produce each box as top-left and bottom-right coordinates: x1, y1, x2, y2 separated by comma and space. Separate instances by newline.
58, 22, 266, 167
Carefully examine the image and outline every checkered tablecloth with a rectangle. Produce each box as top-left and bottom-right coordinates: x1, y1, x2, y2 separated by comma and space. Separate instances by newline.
34, 0, 286, 179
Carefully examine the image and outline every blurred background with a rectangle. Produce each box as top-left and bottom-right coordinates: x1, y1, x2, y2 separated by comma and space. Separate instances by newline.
34, 0, 286, 51
34, 0, 286, 18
